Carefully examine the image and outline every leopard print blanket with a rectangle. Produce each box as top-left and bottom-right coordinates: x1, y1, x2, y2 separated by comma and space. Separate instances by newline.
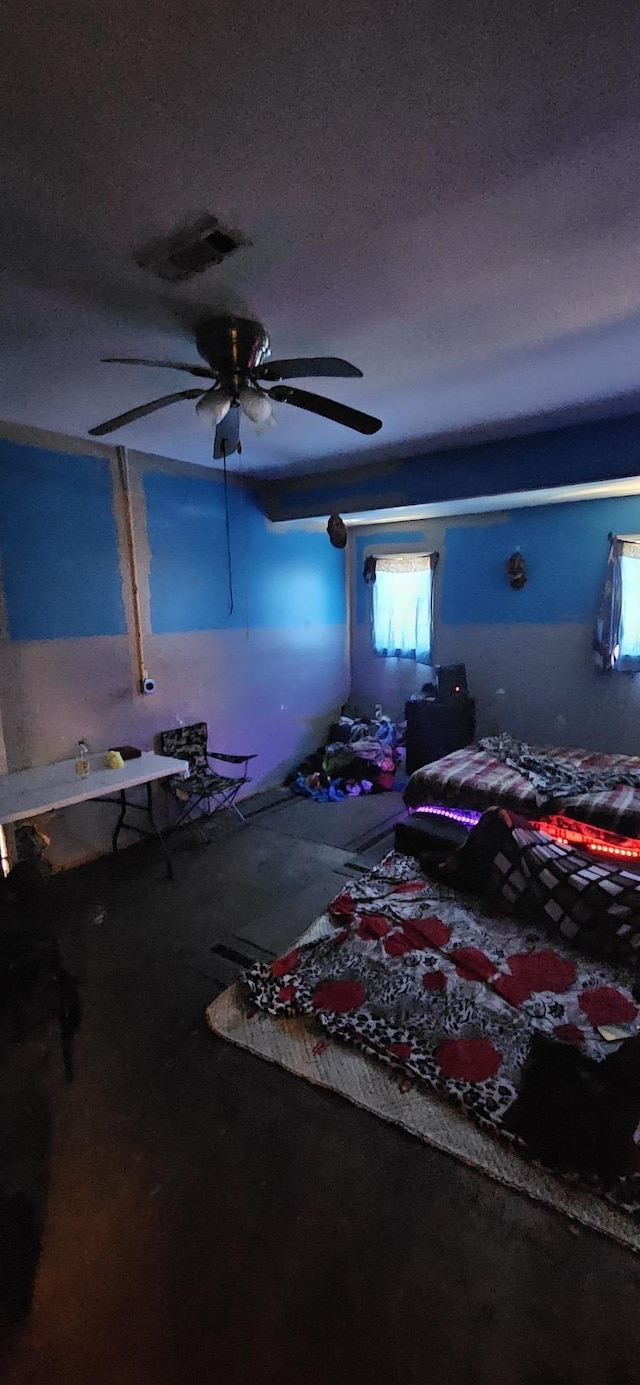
243, 849, 640, 1217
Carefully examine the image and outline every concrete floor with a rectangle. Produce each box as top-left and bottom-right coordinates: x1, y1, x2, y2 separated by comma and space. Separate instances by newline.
2, 792, 640, 1384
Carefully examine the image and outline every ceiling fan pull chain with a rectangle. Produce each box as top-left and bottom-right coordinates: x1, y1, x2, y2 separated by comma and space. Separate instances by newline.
221, 440, 234, 617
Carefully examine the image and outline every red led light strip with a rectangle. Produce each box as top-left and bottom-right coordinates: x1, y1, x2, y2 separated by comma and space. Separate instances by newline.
532, 814, 640, 861
411, 802, 640, 861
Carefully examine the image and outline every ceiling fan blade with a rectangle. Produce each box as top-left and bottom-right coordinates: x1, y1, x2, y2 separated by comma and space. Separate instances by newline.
88, 389, 205, 436
268, 385, 382, 435
213, 405, 241, 459
256, 356, 363, 382
103, 357, 216, 379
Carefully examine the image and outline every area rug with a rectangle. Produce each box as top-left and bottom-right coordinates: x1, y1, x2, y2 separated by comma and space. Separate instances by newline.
206, 865, 640, 1254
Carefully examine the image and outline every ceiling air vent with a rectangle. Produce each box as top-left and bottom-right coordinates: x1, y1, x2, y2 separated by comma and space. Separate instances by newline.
135, 215, 248, 283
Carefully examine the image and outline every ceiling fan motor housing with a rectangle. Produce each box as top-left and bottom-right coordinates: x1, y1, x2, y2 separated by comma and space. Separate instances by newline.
195, 316, 271, 383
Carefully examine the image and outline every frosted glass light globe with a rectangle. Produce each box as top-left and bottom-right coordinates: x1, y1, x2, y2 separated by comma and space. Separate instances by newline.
239, 387, 273, 427
195, 388, 232, 426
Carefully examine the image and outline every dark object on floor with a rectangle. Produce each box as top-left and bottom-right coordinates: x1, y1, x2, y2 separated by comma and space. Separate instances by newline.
0, 855, 82, 1082
420, 805, 516, 896
504, 1032, 640, 1181
405, 695, 476, 775
159, 722, 256, 828
284, 746, 325, 784
0, 1189, 40, 1327
58, 967, 82, 1082
327, 716, 354, 744
394, 811, 469, 858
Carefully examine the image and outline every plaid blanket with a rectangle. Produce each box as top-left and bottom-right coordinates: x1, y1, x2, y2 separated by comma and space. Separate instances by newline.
481, 734, 640, 808
404, 741, 640, 835
438, 808, 640, 970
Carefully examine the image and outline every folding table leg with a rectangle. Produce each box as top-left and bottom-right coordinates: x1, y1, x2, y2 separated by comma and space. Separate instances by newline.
112, 790, 127, 854
109, 786, 174, 881
146, 781, 174, 881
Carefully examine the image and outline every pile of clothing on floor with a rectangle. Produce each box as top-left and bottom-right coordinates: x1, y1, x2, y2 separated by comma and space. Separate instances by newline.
286, 704, 405, 802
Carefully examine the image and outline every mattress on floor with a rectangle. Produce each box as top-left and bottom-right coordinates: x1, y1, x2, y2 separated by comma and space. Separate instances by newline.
403, 742, 640, 835
238, 844, 640, 1221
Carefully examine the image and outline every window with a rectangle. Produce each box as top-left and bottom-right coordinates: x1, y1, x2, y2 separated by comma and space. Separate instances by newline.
619, 542, 640, 663
370, 552, 437, 662
593, 534, 640, 671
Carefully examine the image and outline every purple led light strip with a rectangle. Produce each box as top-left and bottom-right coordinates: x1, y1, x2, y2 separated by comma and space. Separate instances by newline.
410, 803, 481, 828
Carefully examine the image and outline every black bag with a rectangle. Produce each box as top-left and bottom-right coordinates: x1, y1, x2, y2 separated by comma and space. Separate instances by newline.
504, 1031, 640, 1182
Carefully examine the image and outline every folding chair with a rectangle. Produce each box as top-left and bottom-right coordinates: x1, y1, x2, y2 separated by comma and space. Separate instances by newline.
158, 723, 256, 829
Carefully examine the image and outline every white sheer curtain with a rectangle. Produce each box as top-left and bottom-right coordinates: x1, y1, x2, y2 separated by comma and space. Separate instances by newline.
371, 553, 436, 662
619, 548, 640, 663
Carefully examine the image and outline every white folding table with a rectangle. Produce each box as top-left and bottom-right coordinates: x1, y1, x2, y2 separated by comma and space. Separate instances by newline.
0, 751, 188, 879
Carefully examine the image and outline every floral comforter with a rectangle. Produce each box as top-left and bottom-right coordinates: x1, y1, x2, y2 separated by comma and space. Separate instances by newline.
243, 851, 640, 1212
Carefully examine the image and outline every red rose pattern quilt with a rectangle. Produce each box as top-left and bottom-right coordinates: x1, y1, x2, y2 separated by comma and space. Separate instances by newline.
242, 851, 640, 1216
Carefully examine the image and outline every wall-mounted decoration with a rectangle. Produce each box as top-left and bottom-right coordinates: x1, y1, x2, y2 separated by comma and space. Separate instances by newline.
506, 551, 527, 589
327, 513, 347, 549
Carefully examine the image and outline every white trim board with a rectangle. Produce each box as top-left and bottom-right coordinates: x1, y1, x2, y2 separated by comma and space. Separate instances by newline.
274, 475, 640, 529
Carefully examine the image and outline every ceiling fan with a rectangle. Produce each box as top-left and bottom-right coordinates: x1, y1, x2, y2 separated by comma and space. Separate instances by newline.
89, 315, 382, 458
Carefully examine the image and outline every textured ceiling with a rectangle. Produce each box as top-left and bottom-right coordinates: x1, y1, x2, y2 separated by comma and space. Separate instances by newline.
2, 1, 640, 476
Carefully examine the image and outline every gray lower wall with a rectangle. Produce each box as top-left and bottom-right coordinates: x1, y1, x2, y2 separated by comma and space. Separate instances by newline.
0, 625, 348, 869
435, 623, 640, 753
352, 613, 640, 753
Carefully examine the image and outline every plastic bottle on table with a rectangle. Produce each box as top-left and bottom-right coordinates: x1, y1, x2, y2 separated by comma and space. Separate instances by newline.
75, 740, 90, 777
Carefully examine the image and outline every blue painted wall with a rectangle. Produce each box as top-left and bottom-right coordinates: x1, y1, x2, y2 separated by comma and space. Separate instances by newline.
441, 497, 640, 625
353, 494, 640, 637
144, 471, 345, 634
0, 438, 345, 644
265, 412, 640, 521
0, 438, 125, 640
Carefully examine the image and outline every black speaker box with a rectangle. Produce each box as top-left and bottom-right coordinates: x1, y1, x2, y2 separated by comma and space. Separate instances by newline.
435, 664, 468, 703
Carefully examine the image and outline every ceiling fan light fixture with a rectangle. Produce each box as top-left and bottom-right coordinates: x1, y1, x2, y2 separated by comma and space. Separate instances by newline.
195, 387, 232, 426
238, 386, 273, 427
91, 317, 381, 445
